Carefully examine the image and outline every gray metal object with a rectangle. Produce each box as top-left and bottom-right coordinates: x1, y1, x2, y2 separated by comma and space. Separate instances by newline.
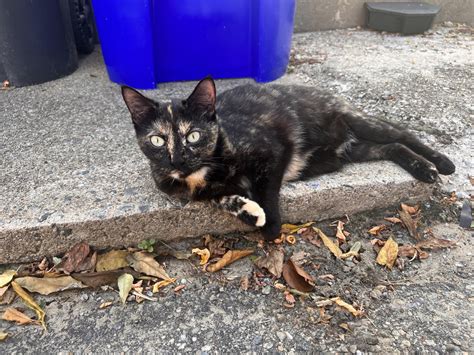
366, 2, 441, 35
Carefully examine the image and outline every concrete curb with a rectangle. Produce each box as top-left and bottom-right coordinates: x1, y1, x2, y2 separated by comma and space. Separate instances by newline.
0, 162, 432, 264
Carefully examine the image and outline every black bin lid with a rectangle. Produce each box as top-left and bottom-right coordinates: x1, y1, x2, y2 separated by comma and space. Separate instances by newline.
366, 2, 441, 16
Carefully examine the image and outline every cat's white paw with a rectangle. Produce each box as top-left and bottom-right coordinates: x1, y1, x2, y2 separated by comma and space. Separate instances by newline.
240, 197, 266, 227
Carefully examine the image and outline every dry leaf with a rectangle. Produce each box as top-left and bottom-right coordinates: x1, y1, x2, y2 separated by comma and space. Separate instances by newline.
255, 248, 284, 278
384, 217, 402, 224
99, 301, 113, 309
331, 297, 363, 317
240, 276, 249, 291
11, 281, 46, 329
14, 276, 87, 295
368, 225, 387, 236
335, 221, 347, 242
206, 250, 254, 272
416, 236, 456, 249
96, 250, 129, 272
282, 259, 314, 292
37, 258, 49, 271
301, 228, 321, 247
399, 209, 419, 240
0, 270, 16, 287
57, 242, 90, 274
0, 286, 8, 298
152, 278, 176, 293
340, 241, 362, 259
398, 245, 429, 260
286, 235, 296, 244
203, 235, 227, 257
285, 292, 296, 304
174, 285, 185, 292
376, 237, 398, 269
0, 287, 15, 305
401, 203, 419, 215
76, 251, 97, 272
71, 269, 139, 288
192, 248, 211, 265
281, 222, 314, 234
0, 332, 8, 341
118, 273, 134, 304
315, 228, 342, 258
2, 307, 37, 325
127, 252, 170, 280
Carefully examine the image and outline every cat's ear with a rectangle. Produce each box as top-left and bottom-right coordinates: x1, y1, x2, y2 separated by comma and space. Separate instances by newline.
186, 77, 216, 116
121, 86, 156, 126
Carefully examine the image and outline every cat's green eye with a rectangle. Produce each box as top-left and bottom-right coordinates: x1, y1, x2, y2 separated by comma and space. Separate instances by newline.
150, 135, 165, 147
186, 131, 201, 143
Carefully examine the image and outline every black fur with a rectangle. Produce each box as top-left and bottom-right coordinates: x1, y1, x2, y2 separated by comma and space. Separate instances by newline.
122, 77, 455, 240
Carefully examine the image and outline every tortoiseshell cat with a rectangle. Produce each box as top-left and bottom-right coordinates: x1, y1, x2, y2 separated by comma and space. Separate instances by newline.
122, 77, 455, 240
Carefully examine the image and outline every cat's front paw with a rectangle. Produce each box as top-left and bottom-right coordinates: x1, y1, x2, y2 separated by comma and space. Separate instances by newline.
238, 198, 266, 227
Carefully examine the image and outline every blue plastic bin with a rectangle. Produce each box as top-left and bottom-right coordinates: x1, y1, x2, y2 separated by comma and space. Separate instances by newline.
91, 0, 296, 89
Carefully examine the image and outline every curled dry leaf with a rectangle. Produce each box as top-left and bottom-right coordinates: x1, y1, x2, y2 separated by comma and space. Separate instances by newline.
0, 332, 8, 341
2, 307, 37, 325
206, 249, 254, 272
254, 248, 284, 278
401, 203, 419, 215
335, 220, 348, 242
331, 297, 363, 317
96, 250, 130, 272
285, 292, 296, 304
11, 281, 46, 330
398, 245, 429, 260
126, 252, 170, 280
282, 258, 314, 293
340, 241, 362, 260
315, 228, 342, 258
368, 225, 387, 236
118, 273, 134, 304
14, 276, 87, 295
376, 237, 398, 269
286, 235, 296, 244
192, 248, 211, 265
384, 217, 402, 224
99, 301, 113, 309
38, 258, 49, 271
57, 242, 90, 274
174, 285, 186, 292
0, 270, 16, 287
399, 209, 419, 240
281, 222, 314, 234
152, 278, 176, 293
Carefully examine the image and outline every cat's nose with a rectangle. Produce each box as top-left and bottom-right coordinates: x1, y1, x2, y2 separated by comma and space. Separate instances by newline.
170, 154, 185, 170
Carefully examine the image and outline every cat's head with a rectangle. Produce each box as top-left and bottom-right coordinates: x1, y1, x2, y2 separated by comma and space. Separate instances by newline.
122, 77, 219, 179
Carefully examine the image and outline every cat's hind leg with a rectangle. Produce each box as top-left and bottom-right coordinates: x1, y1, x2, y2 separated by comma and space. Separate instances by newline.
343, 113, 455, 175
212, 195, 266, 227
345, 140, 439, 183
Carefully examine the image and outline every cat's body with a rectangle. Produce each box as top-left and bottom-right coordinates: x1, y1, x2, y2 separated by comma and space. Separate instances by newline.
122, 78, 455, 240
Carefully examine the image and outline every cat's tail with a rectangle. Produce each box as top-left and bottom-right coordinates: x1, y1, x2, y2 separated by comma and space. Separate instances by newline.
342, 112, 455, 177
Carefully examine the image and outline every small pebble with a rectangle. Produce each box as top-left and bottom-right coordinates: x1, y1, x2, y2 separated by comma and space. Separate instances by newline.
276, 331, 286, 342
262, 286, 271, 295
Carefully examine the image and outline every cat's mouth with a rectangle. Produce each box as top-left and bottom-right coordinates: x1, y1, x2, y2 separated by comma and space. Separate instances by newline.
170, 170, 185, 180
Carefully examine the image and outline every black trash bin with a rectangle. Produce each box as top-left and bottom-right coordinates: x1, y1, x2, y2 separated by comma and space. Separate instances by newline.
0, 0, 78, 87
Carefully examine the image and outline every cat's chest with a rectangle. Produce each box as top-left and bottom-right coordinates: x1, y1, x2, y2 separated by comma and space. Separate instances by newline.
183, 167, 210, 194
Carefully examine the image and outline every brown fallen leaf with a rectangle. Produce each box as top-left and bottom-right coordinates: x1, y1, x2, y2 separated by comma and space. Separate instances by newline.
401, 203, 419, 215
174, 284, 185, 292
203, 235, 228, 257
376, 237, 398, 269
11, 281, 46, 330
206, 249, 254, 272
0, 270, 16, 287
301, 227, 321, 247
398, 245, 429, 260
240, 276, 249, 291
76, 251, 97, 273
96, 250, 130, 272
126, 252, 170, 280
99, 301, 113, 309
285, 292, 296, 305
340, 241, 362, 259
192, 248, 211, 265
368, 225, 387, 236
37, 258, 49, 271
57, 242, 90, 274
331, 297, 363, 317
0, 286, 16, 305
254, 248, 284, 278
282, 258, 314, 292
315, 228, 342, 258
286, 235, 296, 244
0, 286, 8, 298
0, 332, 8, 341
335, 220, 348, 243
416, 236, 457, 250
399, 209, 419, 240
2, 307, 37, 325
152, 278, 176, 293
384, 217, 402, 224
71, 269, 139, 288
14, 276, 86, 295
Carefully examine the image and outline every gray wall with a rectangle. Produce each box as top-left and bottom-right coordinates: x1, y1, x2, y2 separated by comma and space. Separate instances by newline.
294, 0, 474, 32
